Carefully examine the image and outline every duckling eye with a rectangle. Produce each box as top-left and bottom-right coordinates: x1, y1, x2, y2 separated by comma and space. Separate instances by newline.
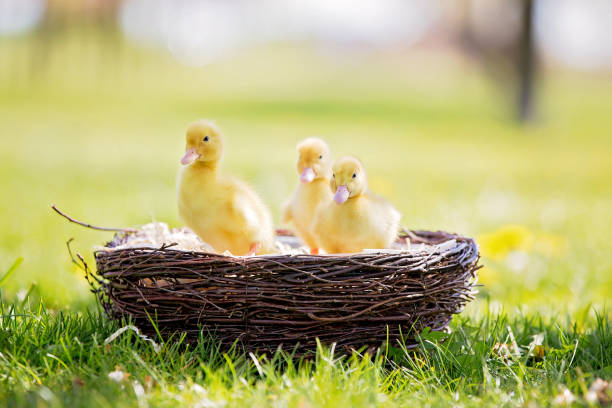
319, 155, 323, 160
332, 174, 335, 178
352, 173, 357, 179
203, 136, 209, 142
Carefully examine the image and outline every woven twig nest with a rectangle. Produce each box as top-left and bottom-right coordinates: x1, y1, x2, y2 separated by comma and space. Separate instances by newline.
90, 229, 481, 355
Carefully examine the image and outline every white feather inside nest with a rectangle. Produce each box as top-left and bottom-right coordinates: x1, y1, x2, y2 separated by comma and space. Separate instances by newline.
98, 222, 446, 256
97, 222, 310, 256
96, 222, 215, 253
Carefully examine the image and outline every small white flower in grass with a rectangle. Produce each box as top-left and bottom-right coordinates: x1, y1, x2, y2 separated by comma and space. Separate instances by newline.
191, 384, 206, 394
553, 388, 576, 405
108, 366, 129, 383
133, 380, 146, 397
108, 370, 124, 382
585, 378, 611, 405
16, 289, 28, 302
492, 343, 513, 363
585, 391, 597, 405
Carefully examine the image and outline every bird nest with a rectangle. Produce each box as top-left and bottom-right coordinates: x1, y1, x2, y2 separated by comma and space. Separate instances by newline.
54, 203, 480, 355
86, 228, 480, 355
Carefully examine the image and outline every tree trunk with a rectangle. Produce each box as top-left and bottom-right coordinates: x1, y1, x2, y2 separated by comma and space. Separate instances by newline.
518, 0, 536, 122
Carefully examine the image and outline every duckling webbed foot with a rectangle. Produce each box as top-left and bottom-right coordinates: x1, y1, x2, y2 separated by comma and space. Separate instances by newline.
248, 242, 261, 256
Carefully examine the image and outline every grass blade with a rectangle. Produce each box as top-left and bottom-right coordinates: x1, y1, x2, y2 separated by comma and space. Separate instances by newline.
0, 257, 23, 287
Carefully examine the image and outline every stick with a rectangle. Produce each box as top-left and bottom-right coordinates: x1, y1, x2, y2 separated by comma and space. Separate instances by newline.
51, 204, 137, 233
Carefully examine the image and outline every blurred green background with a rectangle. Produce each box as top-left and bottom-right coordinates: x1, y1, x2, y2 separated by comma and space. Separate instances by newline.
0, 0, 611, 314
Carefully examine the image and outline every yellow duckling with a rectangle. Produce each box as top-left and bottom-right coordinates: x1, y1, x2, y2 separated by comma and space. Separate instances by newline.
177, 120, 275, 255
282, 138, 333, 254
313, 156, 401, 253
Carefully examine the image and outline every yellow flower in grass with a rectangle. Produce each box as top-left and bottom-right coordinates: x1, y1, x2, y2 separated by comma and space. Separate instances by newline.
478, 224, 568, 261
478, 225, 534, 260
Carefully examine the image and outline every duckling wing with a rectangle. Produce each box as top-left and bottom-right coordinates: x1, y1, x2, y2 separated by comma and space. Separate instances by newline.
231, 195, 263, 232
225, 178, 274, 235
366, 192, 402, 225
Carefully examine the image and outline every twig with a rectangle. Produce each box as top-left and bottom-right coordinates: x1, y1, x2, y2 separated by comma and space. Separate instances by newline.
52, 204, 137, 233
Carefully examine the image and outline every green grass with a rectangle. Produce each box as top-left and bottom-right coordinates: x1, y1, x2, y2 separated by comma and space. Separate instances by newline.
0, 28, 611, 406
0, 300, 610, 407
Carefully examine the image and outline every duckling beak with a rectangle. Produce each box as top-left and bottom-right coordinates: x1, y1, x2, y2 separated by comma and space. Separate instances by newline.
181, 148, 200, 165
334, 185, 350, 204
300, 167, 315, 183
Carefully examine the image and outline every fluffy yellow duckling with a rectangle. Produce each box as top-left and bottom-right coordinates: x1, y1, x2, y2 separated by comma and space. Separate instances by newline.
313, 156, 401, 253
282, 138, 333, 254
177, 120, 275, 255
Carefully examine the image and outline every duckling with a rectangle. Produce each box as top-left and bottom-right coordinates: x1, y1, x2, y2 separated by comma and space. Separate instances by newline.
313, 156, 401, 254
177, 120, 275, 255
282, 138, 333, 254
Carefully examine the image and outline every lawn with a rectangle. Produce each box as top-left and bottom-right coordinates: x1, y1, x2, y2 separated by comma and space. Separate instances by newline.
0, 32, 611, 406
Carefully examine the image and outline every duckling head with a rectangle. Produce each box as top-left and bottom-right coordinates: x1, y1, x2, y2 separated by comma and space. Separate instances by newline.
181, 120, 223, 166
330, 156, 367, 204
296, 137, 331, 183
